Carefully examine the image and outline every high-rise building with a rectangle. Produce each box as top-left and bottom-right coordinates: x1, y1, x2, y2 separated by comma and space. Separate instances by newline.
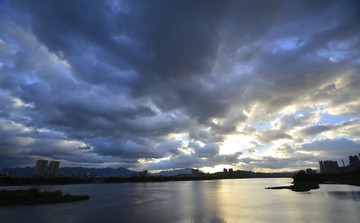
319, 160, 339, 173
35, 160, 48, 176
48, 161, 60, 177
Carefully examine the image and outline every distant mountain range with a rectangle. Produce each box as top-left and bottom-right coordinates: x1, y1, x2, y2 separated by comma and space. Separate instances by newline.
0, 167, 193, 177
152, 168, 192, 176
0, 166, 136, 177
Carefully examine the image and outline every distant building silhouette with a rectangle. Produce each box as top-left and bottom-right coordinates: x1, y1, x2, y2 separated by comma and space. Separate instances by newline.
348, 154, 360, 171
142, 170, 148, 177
35, 160, 48, 176
319, 160, 339, 173
191, 168, 200, 176
48, 161, 60, 177
34, 160, 60, 177
132, 170, 149, 177
318, 153, 360, 173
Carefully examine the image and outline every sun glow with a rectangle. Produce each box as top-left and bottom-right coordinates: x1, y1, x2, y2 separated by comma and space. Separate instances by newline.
201, 164, 235, 174
219, 134, 256, 155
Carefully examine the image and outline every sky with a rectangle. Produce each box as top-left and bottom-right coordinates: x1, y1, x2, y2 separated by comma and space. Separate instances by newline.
0, 0, 359, 172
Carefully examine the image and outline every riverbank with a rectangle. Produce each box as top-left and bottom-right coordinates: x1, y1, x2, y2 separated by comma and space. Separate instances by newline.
0, 188, 89, 206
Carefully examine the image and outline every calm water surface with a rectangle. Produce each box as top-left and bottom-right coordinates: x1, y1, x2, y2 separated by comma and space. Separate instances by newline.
1, 178, 359, 223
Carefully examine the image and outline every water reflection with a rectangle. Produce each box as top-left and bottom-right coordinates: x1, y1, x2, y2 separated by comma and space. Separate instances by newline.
1, 179, 360, 223
327, 191, 360, 201
130, 181, 227, 222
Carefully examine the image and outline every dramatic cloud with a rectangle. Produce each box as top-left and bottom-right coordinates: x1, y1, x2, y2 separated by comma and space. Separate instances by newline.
0, 0, 359, 172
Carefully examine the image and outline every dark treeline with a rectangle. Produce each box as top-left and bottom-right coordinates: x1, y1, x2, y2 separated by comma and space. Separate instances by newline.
0, 188, 89, 206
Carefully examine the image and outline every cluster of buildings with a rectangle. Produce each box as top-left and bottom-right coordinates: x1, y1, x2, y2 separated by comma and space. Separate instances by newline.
131, 170, 148, 177
34, 160, 60, 177
319, 153, 360, 174
191, 168, 294, 178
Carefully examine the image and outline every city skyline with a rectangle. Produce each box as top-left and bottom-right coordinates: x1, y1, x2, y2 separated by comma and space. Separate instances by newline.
0, 0, 359, 173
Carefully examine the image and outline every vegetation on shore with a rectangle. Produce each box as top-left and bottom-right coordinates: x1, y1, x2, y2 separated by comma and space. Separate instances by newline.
0, 188, 89, 206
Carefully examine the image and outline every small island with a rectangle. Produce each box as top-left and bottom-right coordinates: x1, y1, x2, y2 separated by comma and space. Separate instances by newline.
266, 169, 360, 192
265, 182, 320, 192
0, 188, 89, 206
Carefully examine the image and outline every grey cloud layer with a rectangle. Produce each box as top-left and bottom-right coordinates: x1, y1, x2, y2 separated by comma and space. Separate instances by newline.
0, 0, 359, 170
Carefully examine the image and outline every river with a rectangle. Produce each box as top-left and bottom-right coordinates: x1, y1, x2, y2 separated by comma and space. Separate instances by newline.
1, 178, 359, 222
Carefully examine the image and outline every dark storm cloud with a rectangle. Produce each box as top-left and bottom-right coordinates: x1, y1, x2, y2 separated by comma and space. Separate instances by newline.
12, 0, 229, 87
297, 118, 360, 138
1, 0, 359, 170
300, 138, 360, 158
87, 136, 181, 159
144, 151, 243, 171
300, 124, 332, 136
257, 130, 292, 143
189, 142, 219, 158
239, 154, 320, 170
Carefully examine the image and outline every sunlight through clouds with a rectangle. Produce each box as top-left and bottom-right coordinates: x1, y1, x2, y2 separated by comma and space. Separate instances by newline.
0, 0, 359, 172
